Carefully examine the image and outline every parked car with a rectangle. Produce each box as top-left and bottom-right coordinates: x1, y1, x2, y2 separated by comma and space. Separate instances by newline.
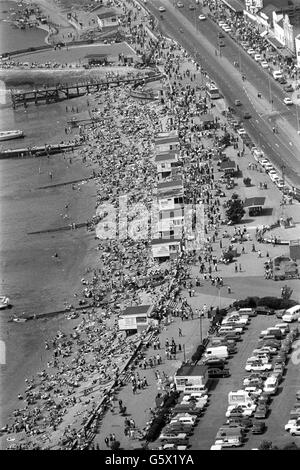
255, 306, 274, 316
284, 97, 293, 105
243, 112, 252, 119
285, 418, 300, 431
245, 361, 272, 372
208, 368, 230, 378
254, 404, 268, 419
226, 416, 252, 429
260, 61, 269, 69
289, 425, 300, 436
226, 404, 256, 418
251, 420, 266, 434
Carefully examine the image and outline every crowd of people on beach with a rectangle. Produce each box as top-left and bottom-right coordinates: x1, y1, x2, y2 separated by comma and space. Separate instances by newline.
3, 0, 295, 452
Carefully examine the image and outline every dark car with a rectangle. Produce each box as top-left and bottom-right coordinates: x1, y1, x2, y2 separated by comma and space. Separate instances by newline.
278, 77, 287, 84
235, 99, 242, 106
255, 306, 275, 316
251, 420, 266, 434
284, 84, 293, 92
254, 405, 268, 419
226, 416, 252, 429
218, 32, 224, 38
208, 368, 230, 378
243, 112, 252, 119
219, 41, 225, 47
202, 358, 226, 369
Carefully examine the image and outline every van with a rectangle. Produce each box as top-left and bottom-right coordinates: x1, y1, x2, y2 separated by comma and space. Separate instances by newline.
263, 375, 279, 395
282, 305, 300, 322
238, 308, 254, 316
273, 70, 283, 80
204, 346, 229, 360
228, 390, 255, 406
275, 323, 289, 335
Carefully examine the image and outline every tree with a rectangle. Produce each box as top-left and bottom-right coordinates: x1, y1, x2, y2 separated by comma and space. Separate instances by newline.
258, 440, 273, 450
110, 440, 121, 451
281, 285, 293, 300
226, 196, 245, 224
243, 177, 251, 186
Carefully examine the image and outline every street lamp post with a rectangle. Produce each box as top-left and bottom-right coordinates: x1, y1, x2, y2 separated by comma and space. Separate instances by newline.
296, 102, 300, 134
268, 74, 273, 111
238, 49, 242, 76
199, 312, 203, 344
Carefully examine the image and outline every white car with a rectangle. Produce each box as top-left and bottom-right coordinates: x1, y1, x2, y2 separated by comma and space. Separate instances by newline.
285, 418, 300, 431
223, 315, 248, 325
223, 26, 232, 32
276, 179, 285, 189
284, 97, 293, 105
237, 128, 246, 135
259, 158, 270, 168
290, 425, 300, 436
269, 172, 279, 182
254, 54, 262, 62
264, 163, 274, 172
198, 14, 206, 20
245, 362, 273, 372
254, 346, 277, 355
219, 21, 227, 27
247, 48, 255, 55
159, 6, 166, 12
261, 61, 269, 68
244, 387, 263, 397
177, 1, 184, 7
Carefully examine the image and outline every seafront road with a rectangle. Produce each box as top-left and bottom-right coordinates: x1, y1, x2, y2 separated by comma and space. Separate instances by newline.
146, 0, 300, 187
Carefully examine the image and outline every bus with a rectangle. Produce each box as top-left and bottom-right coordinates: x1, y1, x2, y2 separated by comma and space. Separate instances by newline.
206, 82, 220, 99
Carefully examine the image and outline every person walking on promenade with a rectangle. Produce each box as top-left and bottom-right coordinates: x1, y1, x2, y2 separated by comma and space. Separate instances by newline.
105, 436, 110, 447
179, 328, 183, 337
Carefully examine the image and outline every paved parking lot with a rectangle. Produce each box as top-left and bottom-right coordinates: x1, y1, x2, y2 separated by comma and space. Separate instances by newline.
189, 315, 300, 450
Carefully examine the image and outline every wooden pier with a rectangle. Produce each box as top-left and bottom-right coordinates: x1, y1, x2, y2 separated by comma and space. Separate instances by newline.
0, 141, 80, 159
10, 73, 163, 109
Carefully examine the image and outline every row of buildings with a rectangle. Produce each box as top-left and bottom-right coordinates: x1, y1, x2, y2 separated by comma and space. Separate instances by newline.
218, 0, 300, 65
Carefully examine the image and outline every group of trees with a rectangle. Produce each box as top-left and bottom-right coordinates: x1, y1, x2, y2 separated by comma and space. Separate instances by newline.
233, 296, 297, 311
226, 193, 245, 224
259, 440, 300, 451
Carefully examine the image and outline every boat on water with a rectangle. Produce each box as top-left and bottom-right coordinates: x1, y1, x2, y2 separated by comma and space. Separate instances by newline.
0, 130, 24, 142
0, 296, 10, 309
12, 317, 27, 323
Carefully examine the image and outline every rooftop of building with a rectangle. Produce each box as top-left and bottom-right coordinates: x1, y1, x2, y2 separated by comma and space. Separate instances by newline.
122, 305, 153, 316
175, 363, 208, 377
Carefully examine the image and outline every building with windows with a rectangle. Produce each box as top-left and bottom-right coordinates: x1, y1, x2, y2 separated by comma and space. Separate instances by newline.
157, 208, 185, 239
97, 9, 119, 30
272, 6, 300, 53
245, 0, 263, 15
155, 151, 181, 180
174, 364, 208, 392
154, 130, 180, 153
118, 305, 154, 333
151, 238, 182, 260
